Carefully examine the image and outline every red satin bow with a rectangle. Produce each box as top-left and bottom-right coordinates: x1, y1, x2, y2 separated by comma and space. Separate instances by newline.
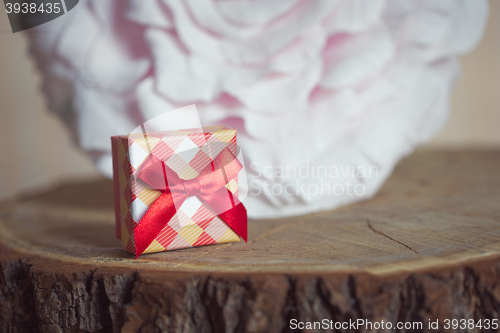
133, 148, 247, 257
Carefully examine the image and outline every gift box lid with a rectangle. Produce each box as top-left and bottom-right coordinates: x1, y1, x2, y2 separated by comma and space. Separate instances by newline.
116, 126, 237, 181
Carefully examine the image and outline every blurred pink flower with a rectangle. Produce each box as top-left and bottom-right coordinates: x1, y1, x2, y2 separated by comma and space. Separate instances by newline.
28, 0, 488, 218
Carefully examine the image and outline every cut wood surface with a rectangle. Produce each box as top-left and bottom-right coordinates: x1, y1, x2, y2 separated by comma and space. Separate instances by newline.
1, 150, 499, 332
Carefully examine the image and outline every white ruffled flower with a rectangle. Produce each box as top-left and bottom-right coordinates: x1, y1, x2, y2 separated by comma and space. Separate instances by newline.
28, 0, 488, 218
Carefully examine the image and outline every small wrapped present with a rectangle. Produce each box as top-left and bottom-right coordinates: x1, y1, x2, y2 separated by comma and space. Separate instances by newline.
111, 126, 247, 257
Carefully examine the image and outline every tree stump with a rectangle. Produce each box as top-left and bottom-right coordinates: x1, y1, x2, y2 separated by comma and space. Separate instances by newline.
1, 150, 500, 332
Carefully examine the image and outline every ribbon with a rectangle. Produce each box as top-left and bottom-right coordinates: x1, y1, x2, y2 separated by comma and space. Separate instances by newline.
133, 147, 247, 257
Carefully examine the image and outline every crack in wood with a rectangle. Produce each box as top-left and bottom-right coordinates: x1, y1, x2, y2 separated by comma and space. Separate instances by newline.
366, 219, 419, 254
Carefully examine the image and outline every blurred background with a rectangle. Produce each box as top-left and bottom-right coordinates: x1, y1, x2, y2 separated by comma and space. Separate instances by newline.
1, 1, 499, 202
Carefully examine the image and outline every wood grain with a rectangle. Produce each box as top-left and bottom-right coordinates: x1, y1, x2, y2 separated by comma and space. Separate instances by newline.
1, 150, 499, 332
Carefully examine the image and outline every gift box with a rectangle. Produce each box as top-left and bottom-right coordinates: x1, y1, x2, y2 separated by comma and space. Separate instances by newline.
111, 126, 247, 257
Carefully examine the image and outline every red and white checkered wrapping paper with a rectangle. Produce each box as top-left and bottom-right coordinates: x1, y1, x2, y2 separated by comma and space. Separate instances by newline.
112, 126, 241, 255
